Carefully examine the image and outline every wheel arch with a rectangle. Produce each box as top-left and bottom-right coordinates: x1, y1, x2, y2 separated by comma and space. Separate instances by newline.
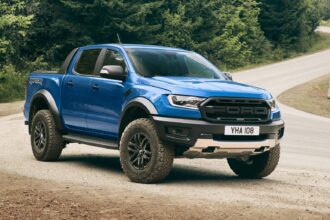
29, 90, 63, 133
119, 97, 158, 138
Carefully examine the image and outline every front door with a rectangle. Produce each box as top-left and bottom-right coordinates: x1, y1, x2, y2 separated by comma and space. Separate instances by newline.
61, 48, 102, 132
86, 48, 127, 139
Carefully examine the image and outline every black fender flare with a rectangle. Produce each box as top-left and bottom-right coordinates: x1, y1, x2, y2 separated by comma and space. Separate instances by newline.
122, 97, 158, 115
118, 97, 158, 133
29, 89, 63, 132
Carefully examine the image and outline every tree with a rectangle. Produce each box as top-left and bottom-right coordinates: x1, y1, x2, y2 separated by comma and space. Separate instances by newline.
0, 0, 33, 67
21, 0, 270, 69
24, 0, 167, 65
195, 0, 269, 69
0, 0, 37, 102
157, 3, 195, 49
320, 0, 330, 19
258, 0, 321, 50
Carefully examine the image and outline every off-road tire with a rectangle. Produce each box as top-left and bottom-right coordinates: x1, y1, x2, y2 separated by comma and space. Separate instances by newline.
31, 110, 64, 161
120, 118, 174, 183
227, 145, 280, 178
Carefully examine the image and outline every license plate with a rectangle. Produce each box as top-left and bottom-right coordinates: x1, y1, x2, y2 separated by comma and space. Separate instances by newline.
224, 126, 260, 136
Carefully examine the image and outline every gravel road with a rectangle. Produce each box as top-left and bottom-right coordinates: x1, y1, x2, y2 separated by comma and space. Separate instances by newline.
0, 49, 330, 219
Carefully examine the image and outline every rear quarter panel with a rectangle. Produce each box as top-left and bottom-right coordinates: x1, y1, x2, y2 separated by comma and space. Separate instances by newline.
24, 72, 64, 121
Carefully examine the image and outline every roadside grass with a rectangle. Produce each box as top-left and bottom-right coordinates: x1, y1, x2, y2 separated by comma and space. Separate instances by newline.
234, 32, 330, 72
321, 20, 330, 27
278, 74, 330, 118
307, 32, 330, 53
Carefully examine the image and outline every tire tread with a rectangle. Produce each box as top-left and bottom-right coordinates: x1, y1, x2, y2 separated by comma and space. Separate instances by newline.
31, 110, 63, 161
120, 118, 174, 183
227, 145, 280, 178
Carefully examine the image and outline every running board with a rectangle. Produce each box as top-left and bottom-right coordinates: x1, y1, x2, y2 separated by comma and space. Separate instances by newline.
62, 133, 118, 149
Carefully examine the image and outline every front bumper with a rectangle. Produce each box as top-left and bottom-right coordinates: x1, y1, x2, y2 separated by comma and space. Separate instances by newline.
152, 116, 284, 158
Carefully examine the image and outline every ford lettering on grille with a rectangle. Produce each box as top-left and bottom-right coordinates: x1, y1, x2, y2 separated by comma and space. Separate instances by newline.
199, 98, 271, 123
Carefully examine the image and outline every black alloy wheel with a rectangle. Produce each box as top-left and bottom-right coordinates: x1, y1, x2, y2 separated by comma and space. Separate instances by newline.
33, 121, 47, 153
128, 132, 152, 170
120, 118, 174, 183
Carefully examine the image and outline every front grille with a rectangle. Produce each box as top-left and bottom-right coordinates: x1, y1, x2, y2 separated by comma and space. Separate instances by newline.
199, 97, 270, 123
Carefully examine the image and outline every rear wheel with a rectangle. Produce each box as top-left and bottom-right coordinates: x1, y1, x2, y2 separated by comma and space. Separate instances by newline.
120, 118, 174, 183
227, 145, 280, 178
31, 110, 64, 161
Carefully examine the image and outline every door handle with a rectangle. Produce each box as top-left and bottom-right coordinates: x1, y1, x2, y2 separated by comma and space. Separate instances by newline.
92, 84, 99, 90
66, 80, 74, 87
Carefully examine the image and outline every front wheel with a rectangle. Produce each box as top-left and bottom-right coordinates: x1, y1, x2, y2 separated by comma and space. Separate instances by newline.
119, 118, 174, 183
227, 145, 280, 178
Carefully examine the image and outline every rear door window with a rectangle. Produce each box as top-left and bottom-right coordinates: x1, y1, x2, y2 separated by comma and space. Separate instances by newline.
75, 49, 101, 75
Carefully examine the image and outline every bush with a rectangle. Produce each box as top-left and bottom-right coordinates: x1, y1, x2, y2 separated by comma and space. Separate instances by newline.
0, 56, 49, 102
0, 65, 26, 102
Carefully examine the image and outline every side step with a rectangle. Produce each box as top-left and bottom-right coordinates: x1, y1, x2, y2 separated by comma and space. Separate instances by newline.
62, 133, 118, 149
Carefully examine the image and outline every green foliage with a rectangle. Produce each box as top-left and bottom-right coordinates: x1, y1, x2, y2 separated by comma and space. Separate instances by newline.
0, 56, 50, 102
321, 19, 330, 26
157, 4, 195, 49
0, 0, 33, 67
320, 0, 330, 19
143, 0, 270, 69
197, 0, 270, 69
258, 0, 321, 51
0, 0, 326, 102
0, 64, 26, 102
0, 0, 36, 102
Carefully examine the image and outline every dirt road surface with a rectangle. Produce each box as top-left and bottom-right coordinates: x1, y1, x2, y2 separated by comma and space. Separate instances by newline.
1, 49, 330, 219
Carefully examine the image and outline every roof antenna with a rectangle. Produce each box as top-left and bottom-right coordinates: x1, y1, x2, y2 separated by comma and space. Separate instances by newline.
117, 33, 122, 45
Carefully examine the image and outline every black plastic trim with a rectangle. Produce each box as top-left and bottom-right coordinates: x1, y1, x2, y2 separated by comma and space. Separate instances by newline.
123, 97, 158, 115
153, 116, 285, 147
29, 90, 63, 132
63, 133, 118, 149
59, 48, 78, 74
118, 97, 158, 136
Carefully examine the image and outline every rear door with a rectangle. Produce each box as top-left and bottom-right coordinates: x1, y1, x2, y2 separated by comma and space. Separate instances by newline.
61, 48, 102, 132
86, 48, 127, 138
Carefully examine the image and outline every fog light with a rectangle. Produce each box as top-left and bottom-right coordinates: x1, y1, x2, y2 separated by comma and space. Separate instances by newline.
166, 126, 190, 138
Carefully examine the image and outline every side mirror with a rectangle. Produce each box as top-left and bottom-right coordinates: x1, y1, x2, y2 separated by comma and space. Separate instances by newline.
100, 65, 127, 81
224, 72, 233, 81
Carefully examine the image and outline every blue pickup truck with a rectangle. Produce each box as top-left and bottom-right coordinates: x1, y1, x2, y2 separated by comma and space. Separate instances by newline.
24, 44, 284, 183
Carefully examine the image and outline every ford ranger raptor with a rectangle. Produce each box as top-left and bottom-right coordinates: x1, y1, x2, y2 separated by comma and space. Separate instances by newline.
24, 44, 284, 183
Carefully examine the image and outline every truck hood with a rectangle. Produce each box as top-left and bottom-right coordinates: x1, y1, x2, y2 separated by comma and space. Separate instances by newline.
139, 76, 272, 99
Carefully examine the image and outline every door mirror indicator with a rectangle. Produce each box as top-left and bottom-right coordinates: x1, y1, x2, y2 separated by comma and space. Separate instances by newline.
100, 65, 127, 81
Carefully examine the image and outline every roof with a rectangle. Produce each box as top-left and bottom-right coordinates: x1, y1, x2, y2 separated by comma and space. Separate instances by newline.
80, 43, 187, 52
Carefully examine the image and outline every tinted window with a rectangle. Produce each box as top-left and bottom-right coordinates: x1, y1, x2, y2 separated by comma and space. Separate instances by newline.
101, 50, 126, 70
125, 48, 225, 79
75, 49, 101, 75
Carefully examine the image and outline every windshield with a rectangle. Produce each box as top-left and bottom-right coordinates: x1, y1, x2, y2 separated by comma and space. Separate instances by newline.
125, 48, 225, 79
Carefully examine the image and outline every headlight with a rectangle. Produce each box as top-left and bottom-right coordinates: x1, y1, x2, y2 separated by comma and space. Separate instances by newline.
168, 95, 206, 109
266, 99, 278, 111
